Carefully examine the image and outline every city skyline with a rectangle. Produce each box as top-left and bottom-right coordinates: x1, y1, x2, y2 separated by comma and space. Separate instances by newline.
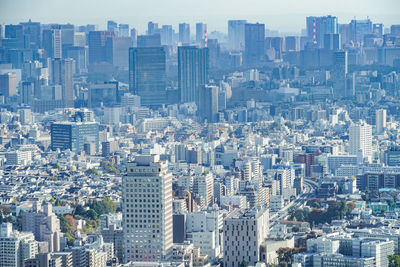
1, 0, 400, 34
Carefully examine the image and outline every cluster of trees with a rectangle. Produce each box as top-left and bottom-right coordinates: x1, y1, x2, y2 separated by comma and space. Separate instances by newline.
74, 198, 116, 220
288, 201, 355, 225
101, 161, 120, 174
0, 205, 12, 224
277, 247, 306, 266
59, 198, 116, 246
389, 255, 400, 267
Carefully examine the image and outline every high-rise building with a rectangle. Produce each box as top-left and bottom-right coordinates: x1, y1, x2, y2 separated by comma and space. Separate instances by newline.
223, 207, 269, 267
306, 15, 338, 47
119, 24, 130, 37
196, 23, 207, 45
42, 29, 62, 58
161, 25, 173, 46
349, 19, 373, 44
147, 21, 159, 35
137, 34, 161, 47
0, 72, 17, 97
20, 20, 41, 49
228, 20, 247, 51
198, 85, 218, 123
131, 28, 138, 47
349, 121, 372, 161
178, 46, 209, 103
51, 121, 99, 153
107, 20, 118, 33
21, 81, 34, 105
21, 202, 61, 252
179, 23, 190, 44
376, 109, 387, 134
4, 24, 24, 49
332, 50, 349, 98
123, 154, 173, 262
324, 33, 341, 50
129, 47, 167, 107
0, 223, 38, 267
88, 31, 114, 65
50, 58, 75, 107
244, 23, 265, 66
285, 36, 300, 51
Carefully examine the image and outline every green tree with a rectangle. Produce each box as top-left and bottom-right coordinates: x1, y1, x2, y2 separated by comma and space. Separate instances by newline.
239, 258, 249, 267
86, 209, 98, 220
389, 255, 400, 267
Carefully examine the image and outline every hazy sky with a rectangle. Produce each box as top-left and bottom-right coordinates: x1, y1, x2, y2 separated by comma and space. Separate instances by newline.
1, 0, 400, 34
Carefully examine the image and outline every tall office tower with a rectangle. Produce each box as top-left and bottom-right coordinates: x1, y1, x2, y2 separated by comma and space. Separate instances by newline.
0, 24, 3, 39
129, 47, 167, 107
20, 20, 41, 49
123, 154, 173, 263
119, 24, 130, 37
349, 19, 373, 44
228, 20, 247, 51
179, 23, 190, 44
349, 121, 372, 161
107, 20, 118, 33
147, 21, 159, 35
324, 33, 341, 50
223, 207, 269, 267
0, 223, 38, 267
131, 28, 138, 47
88, 31, 114, 66
270, 37, 284, 59
373, 23, 384, 37
0, 72, 17, 97
391, 25, 400, 36
21, 81, 34, 105
244, 23, 265, 66
22, 202, 61, 252
306, 15, 338, 47
196, 23, 207, 45
137, 34, 161, 47
376, 109, 387, 134
42, 29, 62, 58
65, 46, 88, 74
50, 58, 75, 107
113, 37, 133, 69
178, 46, 209, 103
198, 85, 218, 122
4, 24, 25, 48
332, 50, 348, 98
285, 36, 299, 51
161, 25, 173, 46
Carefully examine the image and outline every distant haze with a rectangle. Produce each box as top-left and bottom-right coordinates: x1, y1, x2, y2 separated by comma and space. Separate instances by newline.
1, 0, 400, 35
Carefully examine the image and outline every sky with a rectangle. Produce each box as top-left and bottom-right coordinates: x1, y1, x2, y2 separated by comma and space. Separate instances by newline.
1, 0, 400, 35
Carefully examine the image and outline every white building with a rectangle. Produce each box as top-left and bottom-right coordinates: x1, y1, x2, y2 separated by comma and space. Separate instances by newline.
0, 223, 38, 267
123, 154, 173, 263
349, 121, 372, 162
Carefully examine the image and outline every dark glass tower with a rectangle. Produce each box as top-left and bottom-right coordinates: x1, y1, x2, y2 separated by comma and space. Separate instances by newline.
178, 46, 209, 103
129, 47, 167, 107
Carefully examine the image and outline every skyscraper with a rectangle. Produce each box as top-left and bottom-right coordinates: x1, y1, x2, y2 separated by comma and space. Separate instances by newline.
228, 20, 247, 51
178, 46, 209, 103
179, 23, 190, 44
198, 85, 218, 122
0, 72, 17, 97
349, 19, 373, 44
50, 58, 75, 107
161, 25, 173, 46
324, 33, 341, 50
107, 20, 118, 33
196, 23, 207, 45
20, 20, 41, 49
332, 50, 348, 98
147, 21, 159, 35
123, 154, 173, 263
129, 47, 167, 107
306, 15, 338, 47
42, 29, 62, 58
349, 121, 372, 161
88, 31, 114, 66
376, 109, 387, 134
137, 34, 161, 47
244, 23, 265, 66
